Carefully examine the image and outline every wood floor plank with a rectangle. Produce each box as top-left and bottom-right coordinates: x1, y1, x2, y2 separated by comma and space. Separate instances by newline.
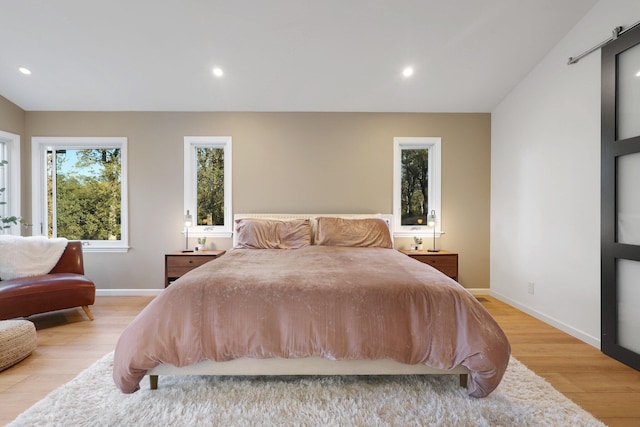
0, 295, 638, 426
563, 392, 640, 418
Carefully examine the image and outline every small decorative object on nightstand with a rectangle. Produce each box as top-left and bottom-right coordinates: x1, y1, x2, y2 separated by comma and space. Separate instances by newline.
165, 250, 225, 287
412, 236, 423, 251
195, 237, 207, 251
399, 249, 458, 281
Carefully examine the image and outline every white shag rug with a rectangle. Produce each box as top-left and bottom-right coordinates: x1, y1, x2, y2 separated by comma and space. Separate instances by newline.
9, 353, 604, 427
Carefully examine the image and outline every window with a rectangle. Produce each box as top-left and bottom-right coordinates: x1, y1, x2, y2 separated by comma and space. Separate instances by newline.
0, 130, 21, 235
393, 137, 441, 237
31, 137, 128, 252
184, 136, 232, 237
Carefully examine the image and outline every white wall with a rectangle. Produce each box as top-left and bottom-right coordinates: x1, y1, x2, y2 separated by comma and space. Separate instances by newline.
491, 0, 640, 348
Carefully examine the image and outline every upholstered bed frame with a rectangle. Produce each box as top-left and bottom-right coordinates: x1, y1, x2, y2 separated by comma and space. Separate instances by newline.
147, 214, 470, 390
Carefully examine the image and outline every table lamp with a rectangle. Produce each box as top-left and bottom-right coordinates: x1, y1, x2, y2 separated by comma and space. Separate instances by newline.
427, 210, 439, 252
183, 210, 193, 252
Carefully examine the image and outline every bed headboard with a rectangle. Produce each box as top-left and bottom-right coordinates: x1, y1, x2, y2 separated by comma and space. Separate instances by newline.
232, 213, 393, 248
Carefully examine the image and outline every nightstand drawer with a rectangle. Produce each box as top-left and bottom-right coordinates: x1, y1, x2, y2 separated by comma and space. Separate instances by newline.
166, 256, 214, 273
398, 250, 459, 281
164, 250, 226, 287
416, 256, 457, 277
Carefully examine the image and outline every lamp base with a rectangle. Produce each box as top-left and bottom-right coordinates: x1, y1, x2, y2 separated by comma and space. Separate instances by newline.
427, 249, 440, 253
181, 249, 194, 253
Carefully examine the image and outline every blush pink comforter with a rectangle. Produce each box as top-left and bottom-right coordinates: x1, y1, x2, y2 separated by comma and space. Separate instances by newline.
113, 246, 510, 397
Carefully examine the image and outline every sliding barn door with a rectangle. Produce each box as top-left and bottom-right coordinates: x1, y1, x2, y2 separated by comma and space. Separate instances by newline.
601, 25, 640, 370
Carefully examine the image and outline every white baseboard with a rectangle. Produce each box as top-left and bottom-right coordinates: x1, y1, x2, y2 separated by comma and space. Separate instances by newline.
96, 289, 163, 297
490, 290, 601, 349
467, 288, 491, 296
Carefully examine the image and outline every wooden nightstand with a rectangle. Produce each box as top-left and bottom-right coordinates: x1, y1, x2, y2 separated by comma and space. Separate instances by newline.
164, 250, 226, 287
399, 249, 459, 281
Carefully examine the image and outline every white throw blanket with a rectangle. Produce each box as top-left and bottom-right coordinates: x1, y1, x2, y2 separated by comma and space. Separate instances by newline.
0, 236, 69, 281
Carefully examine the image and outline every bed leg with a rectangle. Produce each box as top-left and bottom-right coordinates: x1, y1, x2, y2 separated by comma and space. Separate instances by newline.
150, 375, 158, 390
81, 305, 94, 321
459, 373, 468, 388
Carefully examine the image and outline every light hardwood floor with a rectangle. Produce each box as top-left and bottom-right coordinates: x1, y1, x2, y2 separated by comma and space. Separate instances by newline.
1, 295, 639, 426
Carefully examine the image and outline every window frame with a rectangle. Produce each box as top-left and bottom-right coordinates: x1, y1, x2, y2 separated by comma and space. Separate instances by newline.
183, 136, 233, 238
392, 137, 442, 238
31, 137, 129, 253
0, 130, 21, 235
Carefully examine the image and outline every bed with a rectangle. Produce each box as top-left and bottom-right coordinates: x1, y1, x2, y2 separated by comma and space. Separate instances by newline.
113, 214, 510, 398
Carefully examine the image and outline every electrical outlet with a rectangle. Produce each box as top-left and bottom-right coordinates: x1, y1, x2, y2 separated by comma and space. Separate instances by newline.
527, 282, 535, 295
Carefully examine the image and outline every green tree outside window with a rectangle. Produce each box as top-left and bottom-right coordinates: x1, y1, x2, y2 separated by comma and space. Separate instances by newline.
401, 148, 429, 226
48, 148, 122, 240
196, 147, 224, 226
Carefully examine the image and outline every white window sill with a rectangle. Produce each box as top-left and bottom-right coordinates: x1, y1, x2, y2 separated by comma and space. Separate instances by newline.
184, 229, 233, 239
81, 243, 130, 253
394, 230, 444, 239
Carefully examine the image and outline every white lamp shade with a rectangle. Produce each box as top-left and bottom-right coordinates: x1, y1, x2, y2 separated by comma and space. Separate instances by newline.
427, 210, 436, 227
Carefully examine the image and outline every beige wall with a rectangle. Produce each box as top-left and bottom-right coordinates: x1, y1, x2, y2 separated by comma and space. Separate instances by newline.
23, 112, 490, 290
0, 95, 24, 135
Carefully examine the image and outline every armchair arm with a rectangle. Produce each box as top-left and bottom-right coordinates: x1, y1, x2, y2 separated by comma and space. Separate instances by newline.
49, 241, 85, 275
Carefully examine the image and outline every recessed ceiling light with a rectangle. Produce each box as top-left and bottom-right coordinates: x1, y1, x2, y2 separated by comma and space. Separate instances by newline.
636, 70, 640, 77
402, 67, 414, 78
212, 67, 224, 77
19, 67, 31, 75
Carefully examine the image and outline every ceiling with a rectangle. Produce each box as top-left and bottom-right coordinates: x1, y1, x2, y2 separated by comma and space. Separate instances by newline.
0, 0, 598, 112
